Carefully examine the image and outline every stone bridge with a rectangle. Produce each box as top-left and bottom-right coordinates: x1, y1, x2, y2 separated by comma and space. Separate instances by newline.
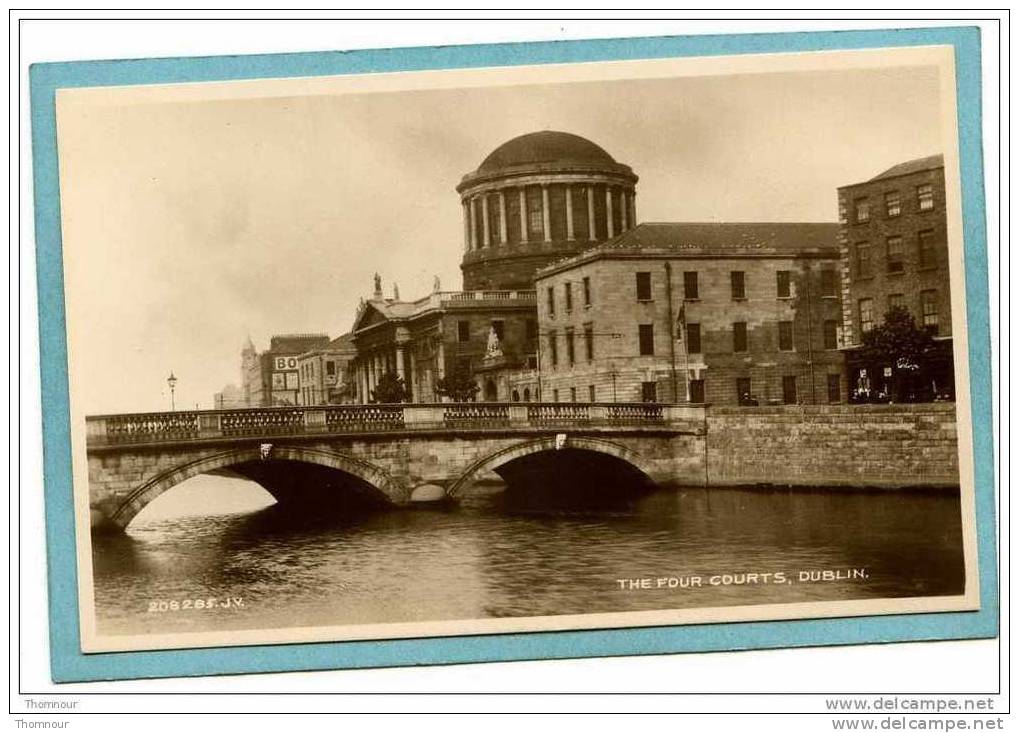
86, 402, 708, 532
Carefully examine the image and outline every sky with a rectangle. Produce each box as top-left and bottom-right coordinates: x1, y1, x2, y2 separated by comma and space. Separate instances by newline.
55, 59, 943, 414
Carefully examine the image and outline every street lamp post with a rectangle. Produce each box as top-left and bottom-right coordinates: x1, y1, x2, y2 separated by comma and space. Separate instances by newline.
167, 372, 177, 411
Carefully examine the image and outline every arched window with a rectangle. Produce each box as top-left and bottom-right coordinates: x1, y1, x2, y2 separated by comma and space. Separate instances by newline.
512, 389, 520, 402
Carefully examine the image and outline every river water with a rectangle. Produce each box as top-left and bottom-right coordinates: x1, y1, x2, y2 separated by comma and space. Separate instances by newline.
91, 475, 965, 637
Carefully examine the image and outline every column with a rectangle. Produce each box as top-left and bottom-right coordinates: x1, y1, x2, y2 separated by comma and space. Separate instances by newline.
606, 186, 615, 239
481, 194, 491, 248
462, 200, 471, 251
629, 192, 636, 227
565, 184, 575, 240
541, 184, 551, 242
498, 190, 508, 244
360, 363, 369, 403
469, 197, 478, 250
587, 185, 596, 240
518, 187, 528, 243
619, 189, 628, 230
396, 346, 406, 381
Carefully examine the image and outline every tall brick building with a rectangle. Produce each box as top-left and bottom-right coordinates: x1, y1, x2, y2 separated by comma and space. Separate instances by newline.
534, 223, 844, 405
836, 154, 955, 399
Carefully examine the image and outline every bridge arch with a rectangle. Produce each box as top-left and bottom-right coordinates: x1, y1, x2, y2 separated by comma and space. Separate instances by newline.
446, 435, 656, 498
106, 445, 398, 530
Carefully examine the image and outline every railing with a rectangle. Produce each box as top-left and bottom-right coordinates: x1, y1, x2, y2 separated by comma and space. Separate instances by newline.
85, 402, 703, 447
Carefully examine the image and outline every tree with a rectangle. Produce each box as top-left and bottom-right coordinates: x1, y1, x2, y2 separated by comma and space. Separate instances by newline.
435, 363, 480, 402
370, 371, 409, 404
857, 306, 937, 402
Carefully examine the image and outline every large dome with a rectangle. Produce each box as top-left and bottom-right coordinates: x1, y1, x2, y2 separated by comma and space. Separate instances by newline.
477, 131, 617, 173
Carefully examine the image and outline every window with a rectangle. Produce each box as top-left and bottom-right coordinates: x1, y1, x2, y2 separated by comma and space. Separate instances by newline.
885, 191, 901, 217
888, 293, 905, 311
491, 319, 505, 341
641, 381, 657, 403
570, 387, 577, 402
732, 321, 748, 352
686, 322, 702, 354
326, 361, 335, 376
918, 230, 936, 268
920, 290, 939, 333
917, 184, 934, 211
548, 331, 558, 367
636, 271, 652, 301
582, 276, 591, 306
858, 298, 874, 334
588, 385, 596, 402
776, 270, 791, 298
527, 186, 544, 237
736, 377, 752, 403
856, 242, 872, 278
638, 324, 655, 355
886, 236, 904, 274
565, 328, 576, 366
838, 200, 848, 224
778, 321, 794, 351
821, 269, 838, 297
564, 282, 573, 312
854, 197, 870, 222
823, 319, 838, 350
584, 324, 594, 361
546, 286, 555, 317
689, 379, 705, 404
683, 271, 699, 299
782, 375, 798, 405
553, 388, 559, 402
457, 320, 470, 342
827, 374, 842, 403
523, 387, 531, 402
731, 271, 746, 299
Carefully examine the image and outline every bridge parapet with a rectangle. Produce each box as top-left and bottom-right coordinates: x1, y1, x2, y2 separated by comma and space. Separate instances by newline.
86, 402, 706, 449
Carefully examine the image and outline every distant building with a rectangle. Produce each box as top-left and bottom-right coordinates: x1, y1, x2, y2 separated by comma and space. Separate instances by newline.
240, 333, 331, 406
212, 383, 245, 409
836, 154, 955, 399
534, 223, 845, 406
296, 333, 357, 405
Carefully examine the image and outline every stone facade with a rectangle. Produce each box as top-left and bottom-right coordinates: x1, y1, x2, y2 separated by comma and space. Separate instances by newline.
296, 333, 357, 405
534, 223, 846, 406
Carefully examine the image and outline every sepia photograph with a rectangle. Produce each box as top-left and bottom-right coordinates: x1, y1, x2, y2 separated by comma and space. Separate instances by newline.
55, 43, 980, 654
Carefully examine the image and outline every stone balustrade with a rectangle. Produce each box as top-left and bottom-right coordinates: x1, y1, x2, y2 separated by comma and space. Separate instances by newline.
86, 402, 705, 448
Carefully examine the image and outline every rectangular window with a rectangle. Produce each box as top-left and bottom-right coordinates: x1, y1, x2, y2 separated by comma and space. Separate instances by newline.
821, 268, 837, 297
686, 322, 702, 354
584, 324, 594, 361
918, 229, 936, 268
856, 242, 872, 278
823, 319, 838, 350
920, 290, 939, 333
683, 271, 699, 299
552, 388, 559, 402
858, 298, 874, 335
641, 381, 657, 403
582, 276, 591, 306
917, 184, 934, 211
778, 321, 794, 351
776, 270, 791, 298
731, 271, 746, 299
689, 379, 705, 404
588, 384, 596, 402
564, 282, 573, 312
888, 293, 905, 311
736, 377, 752, 403
566, 328, 576, 366
854, 197, 870, 222
636, 271, 652, 301
732, 321, 748, 352
548, 331, 558, 367
886, 236, 904, 274
457, 320, 470, 343
326, 361, 336, 376
885, 191, 901, 217
827, 374, 842, 403
570, 386, 577, 402
546, 286, 555, 317
638, 324, 655, 356
782, 375, 798, 405
527, 186, 544, 237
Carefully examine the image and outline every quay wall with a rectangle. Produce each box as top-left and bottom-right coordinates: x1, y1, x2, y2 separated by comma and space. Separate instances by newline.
703, 403, 960, 489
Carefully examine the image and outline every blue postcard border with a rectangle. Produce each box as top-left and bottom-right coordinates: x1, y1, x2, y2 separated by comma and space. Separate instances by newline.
29, 26, 997, 684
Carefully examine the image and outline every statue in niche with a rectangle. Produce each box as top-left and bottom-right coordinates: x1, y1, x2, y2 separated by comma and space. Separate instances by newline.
485, 325, 504, 359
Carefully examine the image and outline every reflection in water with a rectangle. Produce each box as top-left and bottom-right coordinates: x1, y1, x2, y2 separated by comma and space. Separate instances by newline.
91, 475, 965, 637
